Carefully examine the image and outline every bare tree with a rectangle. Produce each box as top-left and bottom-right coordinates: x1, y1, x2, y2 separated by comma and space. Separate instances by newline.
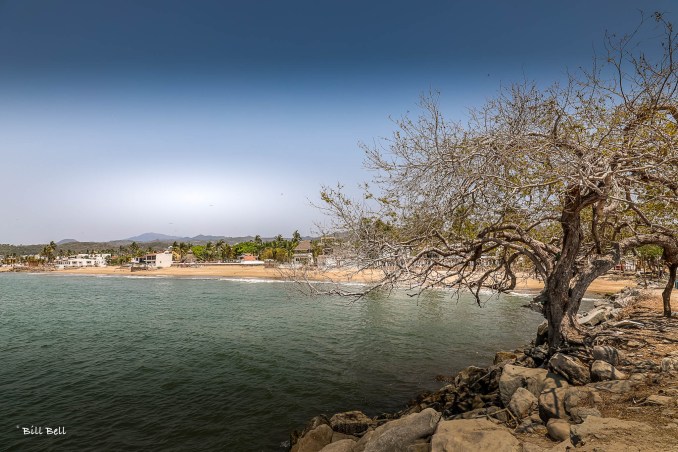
317, 15, 678, 352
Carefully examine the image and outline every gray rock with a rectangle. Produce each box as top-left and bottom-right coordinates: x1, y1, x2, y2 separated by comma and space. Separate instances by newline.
499, 364, 568, 407
509, 387, 538, 419
495, 351, 520, 365
546, 418, 570, 442
661, 356, 678, 372
538, 387, 599, 422
320, 439, 357, 452
549, 353, 591, 385
578, 307, 612, 327
330, 411, 373, 435
590, 360, 627, 381
588, 379, 635, 394
431, 418, 521, 452
568, 407, 601, 423
292, 424, 334, 452
592, 345, 621, 366
570, 416, 651, 446
646, 395, 674, 406
405, 440, 429, 452
363, 408, 440, 452
611, 320, 644, 329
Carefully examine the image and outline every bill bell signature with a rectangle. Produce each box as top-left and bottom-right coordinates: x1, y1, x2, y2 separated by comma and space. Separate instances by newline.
17, 425, 66, 436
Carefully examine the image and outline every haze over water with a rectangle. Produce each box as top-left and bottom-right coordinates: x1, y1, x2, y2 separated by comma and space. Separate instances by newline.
1, 273, 542, 450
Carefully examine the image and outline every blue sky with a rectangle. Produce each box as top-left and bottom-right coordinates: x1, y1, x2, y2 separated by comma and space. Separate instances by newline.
0, 1, 674, 244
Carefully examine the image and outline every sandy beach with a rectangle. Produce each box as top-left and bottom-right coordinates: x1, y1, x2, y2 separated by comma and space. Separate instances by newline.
0, 264, 640, 296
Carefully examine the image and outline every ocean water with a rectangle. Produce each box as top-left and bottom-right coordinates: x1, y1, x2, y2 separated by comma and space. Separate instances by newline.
1, 273, 543, 451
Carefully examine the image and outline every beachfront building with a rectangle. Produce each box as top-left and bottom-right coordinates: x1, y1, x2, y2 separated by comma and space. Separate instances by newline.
55, 254, 110, 268
132, 252, 173, 268
292, 240, 314, 266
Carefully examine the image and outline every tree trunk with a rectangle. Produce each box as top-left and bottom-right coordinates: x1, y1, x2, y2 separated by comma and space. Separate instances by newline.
663, 263, 677, 318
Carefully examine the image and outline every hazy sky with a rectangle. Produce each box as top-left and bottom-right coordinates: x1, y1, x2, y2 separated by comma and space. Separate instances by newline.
0, 1, 674, 244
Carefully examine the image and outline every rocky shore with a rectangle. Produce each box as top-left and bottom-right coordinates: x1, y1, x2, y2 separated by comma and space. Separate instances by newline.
289, 288, 678, 451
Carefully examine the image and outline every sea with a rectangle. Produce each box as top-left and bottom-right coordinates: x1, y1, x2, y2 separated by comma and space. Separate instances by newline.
0, 272, 544, 451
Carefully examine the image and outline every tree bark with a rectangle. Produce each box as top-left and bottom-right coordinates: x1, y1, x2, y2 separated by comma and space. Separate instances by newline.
663, 263, 677, 318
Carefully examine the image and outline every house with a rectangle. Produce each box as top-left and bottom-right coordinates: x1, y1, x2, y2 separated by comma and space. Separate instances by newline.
132, 252, 172, 268
293, 240, 314, 266
54, 254, 110, 268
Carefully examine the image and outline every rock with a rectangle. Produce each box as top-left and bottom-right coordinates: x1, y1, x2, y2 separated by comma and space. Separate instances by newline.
588, 379, 635, 394
611, 320, 644, 329
292, 424, 334, 452
509, 387, 538, 419
499, 365, 568, 407
546, 418, 570, 442
330, 411, 373, 435
538, 387, 599, 422
661, 356, 678, 372
352, 429, 375, 452
592, 345, 621, 366
568, 407, 601, 423
405, 440, 429, 452
549, 353, 591, 385
578, 307, 612, 326
495, 351, 520, 365
431, 418, 521, 452
331, 432, 358, 443
363, 408, 440, 452
570, 416, 651, 447
590, 360, 627, 381
627, 340, 643, 347
535, 321, 549, 347
319, 439, 357, 452
646, 395, 674, 406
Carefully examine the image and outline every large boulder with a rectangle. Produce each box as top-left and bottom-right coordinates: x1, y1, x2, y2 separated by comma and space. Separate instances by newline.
509, 387, 538, 419
588, 379, 635, 394
590, 360, 627, 381
330, 411, 373, 435
546, 418, 570, 442
549, 353, 590, 385
499, 365, 568, 407
362, 408, 441, 452
538, 387, 600, 422
592, 345, 621, 366
319, 439, 357, 452
292, 424, 334, 452
570, 416, 651, 447
431, 418, 521, 452
578, 307, 613, 327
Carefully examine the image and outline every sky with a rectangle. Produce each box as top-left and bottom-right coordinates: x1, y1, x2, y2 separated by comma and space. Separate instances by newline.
0, 0, 675, 244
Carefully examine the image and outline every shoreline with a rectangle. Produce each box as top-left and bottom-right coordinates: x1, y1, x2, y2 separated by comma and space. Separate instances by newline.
289, 288, 678, 451
0, 265, 638, 296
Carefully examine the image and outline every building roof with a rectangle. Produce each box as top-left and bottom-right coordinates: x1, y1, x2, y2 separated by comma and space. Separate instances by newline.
294, 240, 312, 252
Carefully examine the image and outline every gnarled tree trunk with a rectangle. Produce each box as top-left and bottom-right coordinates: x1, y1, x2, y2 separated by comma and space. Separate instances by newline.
663, 263, 677, 318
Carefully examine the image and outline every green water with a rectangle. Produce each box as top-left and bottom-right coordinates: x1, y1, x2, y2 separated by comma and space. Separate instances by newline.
0, 273, 543, 451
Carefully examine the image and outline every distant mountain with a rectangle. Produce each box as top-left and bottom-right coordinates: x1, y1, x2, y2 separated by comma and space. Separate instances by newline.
125, 232, 188, 243
56, 239, 79, 245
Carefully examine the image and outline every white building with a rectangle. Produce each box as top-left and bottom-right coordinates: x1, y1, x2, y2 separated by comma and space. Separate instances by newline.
132, 252, 173, 268
55, 254, 110, 268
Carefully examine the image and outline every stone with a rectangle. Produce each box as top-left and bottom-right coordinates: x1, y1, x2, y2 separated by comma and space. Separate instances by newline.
549, 353, 591, 385
499, 365, 568, 407
431, 418, 521, 452
319, 439, 357, 452
578, 307, 612, 327
538, 387, 599, 422
495, 351, 520, 365
592, 345, 621, 366
588, 379, 635, 394
546, 418, 570, 442
590, 360, 627, 381
292, 424, 334, 452
661, 356, 678, 372
611, 320, 644, 329
535, 321, 549, 347
570, 416, 651, 446
352, 429, 375, 452
363, 408, 440, 452
627, 340, 643, 347
509, 387, 538, 419
405, 440, 430, 452
331, 432, 358, 443
646, 395, 674, 406
330, 411, 373, 435
568, 407, 601, 423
